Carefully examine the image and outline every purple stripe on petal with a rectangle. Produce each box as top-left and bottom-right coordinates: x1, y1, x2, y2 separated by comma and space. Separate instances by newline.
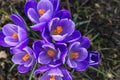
18, 65, 32, 73
2, 24, 18, 36
10, 14, 27, 30
27, 8, 39, 23
50, 0, 60, 13
30, 22, 46, 31
4, 36, 18, 46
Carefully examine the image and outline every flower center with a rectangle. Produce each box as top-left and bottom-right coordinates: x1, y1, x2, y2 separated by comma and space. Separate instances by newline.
70, 52, 79, 59
22, 54, 30, 61
47, 50, 55, 57
12, 32, 18, 38
53, 26, 63, 35
50, 75, 55, 80
38, 9, 45, 16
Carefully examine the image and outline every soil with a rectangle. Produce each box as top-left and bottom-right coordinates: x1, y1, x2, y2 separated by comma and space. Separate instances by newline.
0, 0, 120, 80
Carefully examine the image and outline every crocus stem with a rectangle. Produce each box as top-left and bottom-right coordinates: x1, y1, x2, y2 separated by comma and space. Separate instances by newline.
28, 62, 37, 80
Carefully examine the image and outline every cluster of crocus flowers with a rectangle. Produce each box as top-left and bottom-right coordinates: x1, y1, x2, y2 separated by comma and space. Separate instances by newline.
0, 0, 100, 80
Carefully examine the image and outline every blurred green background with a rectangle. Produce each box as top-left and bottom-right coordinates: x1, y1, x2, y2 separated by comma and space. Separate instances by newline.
0, 0, 120, 80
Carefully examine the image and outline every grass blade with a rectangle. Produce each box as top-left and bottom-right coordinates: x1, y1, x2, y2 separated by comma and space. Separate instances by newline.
9, 64, 16, 72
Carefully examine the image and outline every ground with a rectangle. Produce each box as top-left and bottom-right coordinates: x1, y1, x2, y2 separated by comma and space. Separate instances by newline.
0, 0, 120, 80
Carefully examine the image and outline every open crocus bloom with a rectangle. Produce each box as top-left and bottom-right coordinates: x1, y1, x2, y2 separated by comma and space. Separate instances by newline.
24, 0, 54, 31
1, 14, 28, 49
67, 42, 89, 71
42, 18, 75, 42
33, 40, 67, 67
34, 66, 72, 80
12, 47, 35, 73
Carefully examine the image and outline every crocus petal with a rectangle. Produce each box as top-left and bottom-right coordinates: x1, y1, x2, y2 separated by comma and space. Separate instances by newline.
79, 36, 90, 49
23, 46, 33, 56
69, 42, 80, 52
38, 51, 51, 64
30, 22, 46, 31
0, 32, 9, 47
75, 61, 89, 71
65, 30, 81, 43
33, 40, 44, 59
50, 0, 60, 13
48, 68, 63, 77
42, 27, 52, 43
2, 24, 18, 36
24, 0, 37, 15
15, 38, 29, 49
39, 71, 50, 80
61, 67, 72, 80
54, 10, 71, 19
10, 14, 27, 30
42, 43, 55, 50
12, 53, 25, 64
59, 19, 75, 36
75, 48, 88, 62
39, 10, 52, 22
18, 65, 32, 73
34, 66, 50, 75
37, 0, 53, 12
51, 34, 68, 41
24, 58, 34, 67
27, 8, 39, 23
67, 58, 77, 68
18, 27, 28, 41
4, 36, 18, 46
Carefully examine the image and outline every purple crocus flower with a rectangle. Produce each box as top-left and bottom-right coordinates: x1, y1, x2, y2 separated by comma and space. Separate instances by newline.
1, 14, 28, 49
42, 18, 75, 42
88, 51, 100, 66
34, 66, 72, 80
24, 0, 71, 31
33, 40, 67, 67
67, 42, 89, 71
11, 47, 35, 73
24, 0, 53, 31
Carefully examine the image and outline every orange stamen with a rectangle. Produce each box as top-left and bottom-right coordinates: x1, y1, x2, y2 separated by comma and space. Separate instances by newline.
38, 9, 45, 16
12, 32, 18, 38
50, 75, 55, 80
70, 52, 79, 59
47, 50, 55, 57
22, 54, 30, 61
53, 26, 63, 35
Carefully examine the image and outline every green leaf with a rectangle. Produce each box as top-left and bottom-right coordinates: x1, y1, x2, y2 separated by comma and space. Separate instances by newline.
9, 64, 17, 72
28, 62, 37, 80
90, 33, 100, 42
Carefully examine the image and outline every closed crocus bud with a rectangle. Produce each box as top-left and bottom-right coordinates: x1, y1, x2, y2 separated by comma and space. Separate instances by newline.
88, 51, 100, 66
